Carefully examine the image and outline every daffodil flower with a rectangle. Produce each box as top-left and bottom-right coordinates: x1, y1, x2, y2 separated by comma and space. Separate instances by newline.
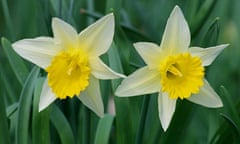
115, 6, 228, 131
13, 13, 125, 117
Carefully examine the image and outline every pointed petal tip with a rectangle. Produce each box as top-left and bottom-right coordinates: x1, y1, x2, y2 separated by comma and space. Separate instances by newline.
101, 13, 114, 23
38, 103, 46, 112
52, 17, 61, 24
172, 5, 182, 13
114, 84, 134, 97
162, 124, 168, 131
187, 79, 224, 108
114, 87, 124, 97
158, 93, 176, 132
210, 98, 223, 108
221, 43, 230, 48
173, 5, 180, 10
105, 13, 114, 18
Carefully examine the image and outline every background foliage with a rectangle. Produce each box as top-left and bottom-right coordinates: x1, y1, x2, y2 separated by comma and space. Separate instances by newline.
0, 0, 240, 144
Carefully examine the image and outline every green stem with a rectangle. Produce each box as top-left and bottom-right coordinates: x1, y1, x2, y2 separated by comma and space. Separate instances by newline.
82, 106, 90, 144
135, 95, 150, 144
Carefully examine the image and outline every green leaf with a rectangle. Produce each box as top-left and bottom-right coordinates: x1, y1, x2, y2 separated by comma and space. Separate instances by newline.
50, 105, 75, 144
94, 114, 115, 144
202, 17, 220, 47
1, 37, 29, 86
220, 113, 240, 137
191, 0, 218, 37
16, 67, 40, 144
1, 0, 15, 40
220, 86, 240, 135
0, 86, 11, 144
0, 70, 17, 103
108, 42, 141, 144
32, 78, 50, 144
6, 102, 18, 117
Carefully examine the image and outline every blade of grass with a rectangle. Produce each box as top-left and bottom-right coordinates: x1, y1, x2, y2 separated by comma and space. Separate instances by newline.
16, 67, 40, 144
1, 38, 29, 86
50, 105, 75, 144
191, 0, 218, 37
135, 95, 150, 144
108, 42, 141, 144
94, 114, 114, 144
6, 102, 18, 117
0, 70, 17, 103
220, 113, 240, 138
82, 106, 90, 144
0, 85, 11, 144
220, 86, 240, 135
1, 0, 15, 40
32, 78, 50, 144
201, 17, 220, 47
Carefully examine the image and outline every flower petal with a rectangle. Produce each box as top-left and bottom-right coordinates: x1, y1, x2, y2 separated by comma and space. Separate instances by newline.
90, 57, 125, 79
39, 79, 57, 112
134, 42, 163, 69
115, 67, 161, 96
160, 6, 190, 54
158, 92, 176, 131
189, 44, 229, 66
77, 75, 104, 117
79, 13, 114, 56
12, 37, 58, 69
187, 79, 223, 108
52, 17, 78, 48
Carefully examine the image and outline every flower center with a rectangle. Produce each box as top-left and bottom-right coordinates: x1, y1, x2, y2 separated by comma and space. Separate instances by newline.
46, 48, 90, 99
159, 53, 204, 99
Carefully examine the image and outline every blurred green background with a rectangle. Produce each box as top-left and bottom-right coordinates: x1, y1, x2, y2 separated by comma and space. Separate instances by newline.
0, 0, 240, 144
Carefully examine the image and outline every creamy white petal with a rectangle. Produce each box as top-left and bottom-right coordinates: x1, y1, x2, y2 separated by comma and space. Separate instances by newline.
90, 57, 125, 79
158, 92, 176, 131
79, 13, 114, 56
12, 37, 59, 69
187, 79, 223, 108
115, 67, 161, 96
160, 6, 190, 54
77, 75, 104, 117
52, 17, 78, 49
39, 79, 57, 112
189, 44, 228, 66
134, 42, 163, 69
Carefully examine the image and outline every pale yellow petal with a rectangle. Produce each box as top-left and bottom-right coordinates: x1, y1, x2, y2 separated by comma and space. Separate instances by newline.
134, 42, 163, 69
79, 13, 114, 56
189, 44, 228, 66
39, 79, 57, 112
77, 75, 104, 117
12, 37, 59, 69
89, 57, 125, 79
187, 79, 223, 108
52, 17, 78, 49
160, 6, 190, 54
115, 67, 161, 96
158, 92, 176, 131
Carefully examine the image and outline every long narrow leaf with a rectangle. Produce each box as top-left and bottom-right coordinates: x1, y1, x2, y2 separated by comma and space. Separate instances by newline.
1, 38, 29, 86
0, 86, 11, 144
32, 78, 50, 144
16, 67, 40, 144
94, 114, 114, 144
50, 105, 75, 144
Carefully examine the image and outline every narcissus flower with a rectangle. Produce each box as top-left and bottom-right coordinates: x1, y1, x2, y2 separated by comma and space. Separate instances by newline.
13, 13, 125, 117
115, 6, 228, 131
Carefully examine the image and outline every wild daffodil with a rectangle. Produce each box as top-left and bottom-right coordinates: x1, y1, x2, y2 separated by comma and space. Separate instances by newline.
115, 6, 228, 131
13, 13, 124, 117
